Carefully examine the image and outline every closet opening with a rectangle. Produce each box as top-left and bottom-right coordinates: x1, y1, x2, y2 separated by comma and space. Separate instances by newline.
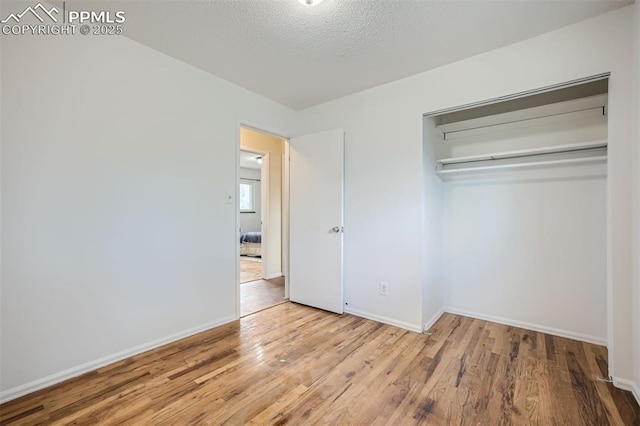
423, 75, 610, 353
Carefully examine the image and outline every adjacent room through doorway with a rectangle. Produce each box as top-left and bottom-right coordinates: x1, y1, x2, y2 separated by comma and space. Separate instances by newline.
239, 128, 286, 316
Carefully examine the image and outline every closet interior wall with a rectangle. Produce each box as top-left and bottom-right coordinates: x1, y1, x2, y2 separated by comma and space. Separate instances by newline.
427, 79, 609, 344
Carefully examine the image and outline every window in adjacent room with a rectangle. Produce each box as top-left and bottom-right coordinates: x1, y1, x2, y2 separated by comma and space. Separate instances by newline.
239, 181, 255, 213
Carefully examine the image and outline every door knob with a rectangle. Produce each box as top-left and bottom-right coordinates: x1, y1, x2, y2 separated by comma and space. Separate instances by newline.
331, 226, 341, 233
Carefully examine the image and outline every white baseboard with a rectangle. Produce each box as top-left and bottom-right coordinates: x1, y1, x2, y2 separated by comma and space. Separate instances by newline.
444, 307, 607, 346
265, 272, 283, 280
423, 308, 445, 333
344, 307, 422, 333
0, 315, 237, 404
613, 377, 640, 406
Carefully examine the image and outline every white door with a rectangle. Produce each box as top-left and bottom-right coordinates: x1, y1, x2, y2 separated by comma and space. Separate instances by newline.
289, 129, 344, 314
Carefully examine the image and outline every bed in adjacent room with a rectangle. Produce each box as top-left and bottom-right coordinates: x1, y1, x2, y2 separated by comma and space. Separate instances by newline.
240, 231, 262, 257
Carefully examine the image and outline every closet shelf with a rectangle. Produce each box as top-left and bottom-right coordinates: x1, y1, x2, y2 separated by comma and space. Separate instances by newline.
436, 155, 607, 175
436, 94, 607, 141
437, 140, 607, 166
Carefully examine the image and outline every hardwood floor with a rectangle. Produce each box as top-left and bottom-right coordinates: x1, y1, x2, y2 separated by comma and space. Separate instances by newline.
240, 256, 262, 283
1, 304, 639, 425
240, 276, 286, 316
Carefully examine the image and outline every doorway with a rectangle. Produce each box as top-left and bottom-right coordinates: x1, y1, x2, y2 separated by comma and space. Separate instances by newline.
239, 127, 286, 316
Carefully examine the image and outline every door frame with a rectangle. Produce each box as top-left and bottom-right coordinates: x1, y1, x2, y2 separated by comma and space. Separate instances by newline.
236, 122, 290, 318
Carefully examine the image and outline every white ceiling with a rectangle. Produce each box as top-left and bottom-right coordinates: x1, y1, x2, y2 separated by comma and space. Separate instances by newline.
118, 0, 630, 110
240, 150, 263, 170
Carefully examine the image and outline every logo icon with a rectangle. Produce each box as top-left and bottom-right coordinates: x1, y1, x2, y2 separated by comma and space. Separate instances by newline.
1, 3, 59, 24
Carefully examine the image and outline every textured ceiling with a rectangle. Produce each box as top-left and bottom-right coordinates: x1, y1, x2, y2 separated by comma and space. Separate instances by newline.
114, 0, 630, 110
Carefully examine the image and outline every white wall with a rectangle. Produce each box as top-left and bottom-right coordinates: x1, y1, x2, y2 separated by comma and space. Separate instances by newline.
632, 0, 640, 402
0, 34, 294, 400
294, 6, 635, 381
442, 166, 607, 343
239, 167, 262, 234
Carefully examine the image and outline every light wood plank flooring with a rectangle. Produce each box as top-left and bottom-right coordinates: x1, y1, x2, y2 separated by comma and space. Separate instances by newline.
240, 276, 286, 316
1, 303, 639, 425
240, 256, 262, 283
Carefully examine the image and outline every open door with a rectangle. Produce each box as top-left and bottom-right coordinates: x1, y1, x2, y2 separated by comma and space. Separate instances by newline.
289, 129, 344, 314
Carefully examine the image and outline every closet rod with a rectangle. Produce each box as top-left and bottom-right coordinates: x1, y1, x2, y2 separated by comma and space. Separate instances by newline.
437, 156, 607, 175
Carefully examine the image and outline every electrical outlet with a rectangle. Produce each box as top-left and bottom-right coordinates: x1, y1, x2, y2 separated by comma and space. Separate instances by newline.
379, 282, 388, 296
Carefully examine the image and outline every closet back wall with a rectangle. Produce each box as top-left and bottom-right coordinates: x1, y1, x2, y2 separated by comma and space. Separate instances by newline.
442, 168, 607, 343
